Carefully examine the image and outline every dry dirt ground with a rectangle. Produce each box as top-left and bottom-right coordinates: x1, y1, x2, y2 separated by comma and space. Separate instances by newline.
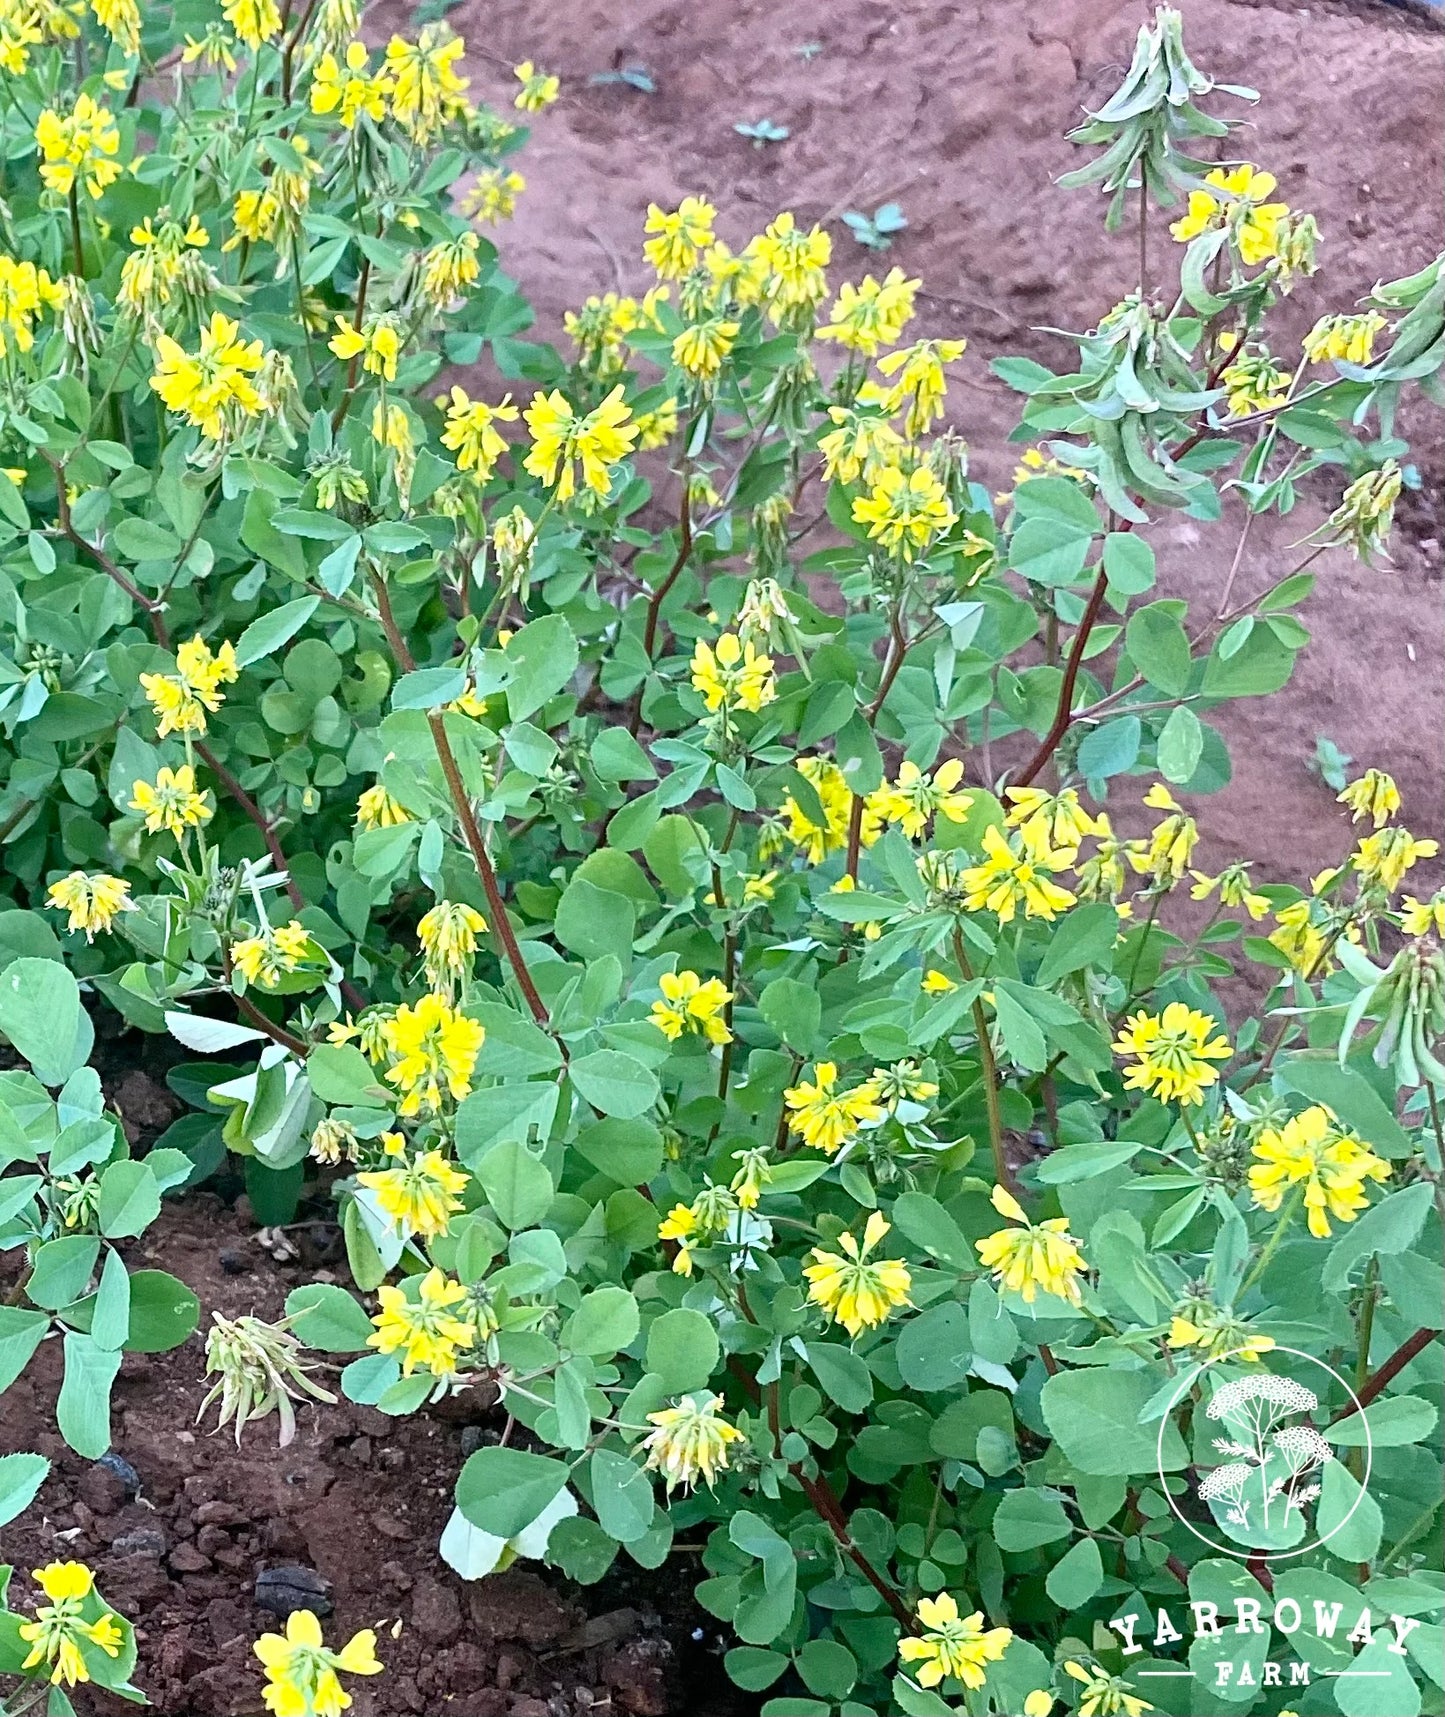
423, 0, 1445, 890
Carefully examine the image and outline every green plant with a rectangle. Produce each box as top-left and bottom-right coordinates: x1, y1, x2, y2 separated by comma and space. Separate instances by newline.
843, 203, 908, 253
1311, 734, 1354, 792
0, 1555, 142, 1712
0, 3, 1442, 1716
734, 117, 790, 147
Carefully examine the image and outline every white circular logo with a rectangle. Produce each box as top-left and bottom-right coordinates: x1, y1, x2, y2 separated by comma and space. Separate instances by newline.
1154, 1345, 1372, 1564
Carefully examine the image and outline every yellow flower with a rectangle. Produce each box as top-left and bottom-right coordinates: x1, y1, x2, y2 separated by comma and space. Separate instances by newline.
1024, 1694, 1054, 1717
90, 0, 140, 54
690, 632, 776, 715
640, 1393, 744, 1491
872, 1060, 938, 1108
650, 970, 733, 1046
465, 167, 525, 225
1303, 311, 1387, 367
1129, 782, 1198, 884
369, 1267, 476, 1375
873, 337, 967, 437
784, 1061, 884, 1155
46, 872, 134, 941
876, 758, 971, 839
961, 824, 1075, 923
34, 94, 122, 201
523, 384, 636, 502
379, 995, 485, 1115
643, 196, 717, 280
222, 0, 281, 48
420, 231, 481, 304
18, 1561, 124, 1687
512, 57, 559, 111
975, 1183, 1088, 1306
151, 312, 266, 439
1270, 897, 1333, 975
1188, 863, 1270, 920
852, 463, 956, 559
1248, 1105, 1390, 1238
817, 268, 918, 356
672, 316, 740, 382
1167, 1308, 1275, 1364
1005, 786, 1101, 861
254, 1609, 382, 1717
897, 1593, 1012, 1690
1168, 164, 1288, 267
1402, 890, 1445, 937
781, 754, 881, 864
233, 921, 313, 989
804, 1211, 912, 1338
358, 1146, 469, 1237
729, 1149, 772, 1210
438, 385, 517, 477
1354, 826, 1438, 893
1064, 1659, 1154, 1717
418, 900, 487, 985
817, 402, 904, 485
328, 314, 401, 380
750, 211, 831, 321
181, 28, 238, 70
1338, 768, 1400, 829
356, 783, 411, 829
1113, 1002, 1231, 1106
922, 969, 958, 995
1221, 351, 1291, 416
383, 28, 468, 143
0, 256, 65, 359
634, 396, 680, 450
565, 290, 640, 373
129, 765, 212, 840
310, 41, 393, 128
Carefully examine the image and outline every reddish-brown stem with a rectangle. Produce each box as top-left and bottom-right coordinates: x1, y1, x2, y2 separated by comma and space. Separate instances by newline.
52, 468, 169, 644
627, 485, 693, 737
1013, 562, 1112, 789
843, 606, 908, 882
369, 572, 552, 1032
795, 1468, 915, 1628
330, 258, 373, 433
1331, 1328, 1439, 1419
235, 991, 310, 1056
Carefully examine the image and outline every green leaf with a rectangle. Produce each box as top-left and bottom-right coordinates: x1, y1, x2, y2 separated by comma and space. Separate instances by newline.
1103, 530, 1155, 594
1045, 1536, 1104, 1606
123, 1270, 200, 1352
569, 1050, 659, 1119
805, 1341, 873, 1412
1156, 703, 1204, 784
1334, 1628, 1423, 1717
1077, 715, 1141, 780
285, 1284, 374, 1352
457, 1446, 571, 1539
0, 1305, 48, 1392
992, 1488, 1071, 1550
234, 597, 319, 667
1040, 1367, 1189, 1476
505, 613, 579, 721
724, 1648, 788, 1692
475, 1138, 555, 1231
1034, 902, 1121, 986
1036, 1139, 1145, 1184
89, 1247, 130, 1351
1327, 1393, 1437, 1448
795, 1638, 858, 1700
97, 1160, 161, 1239
1280, 1059, 1414, 1159
890, 1192, 973, 1269
991, 985, 1047, 1071
56, 1332, 122, 1459
547, 1515, 619, 1584
562, 1286, 639, 1358
574, 1117, 664, 1185
28, 1235, 100, 1310
1316, 1458, 1382, 1563
1125, 603, 1191, 696
895, 1302, 971, 1392
759, 977, 820, 1053
392, 666, 467, 710
0, 1451, 49, 1526
646, 1308, 720, 1392
305, 1043, 378, 1104
591, 727, 657, 782
1008, 514, 1093, 587
555, 876, 635, 963
589, 1446, 655, 1542
0, 959, 91, 1086
1322, 1184, 1433, 1292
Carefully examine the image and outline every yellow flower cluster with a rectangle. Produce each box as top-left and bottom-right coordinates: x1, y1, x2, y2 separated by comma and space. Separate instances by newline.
465, 166, 526, 225
1248, 1105, 1390, 1237
356, 783, 412, 829
784, 1060, 883, 1155
18, 1561, 124, 1688
804, 1211, 912, 1338
139, 634, 239, 736
1303, 312, 1386, 367
974, 1184, 1087, 1306
35, 94, 121, 201
47, 871, 133, 940
690, 632, 776, 716
307, 29, 469, 144
512, 58, 559, 112
640, 1393, 744, 1491
369, 1266, 476, 1375
129, 765, 212, 839
778, 755, 881, 865
817, 267, 919, 356
437, 386, 517, 478
1113, 1002, 1231, 1107
253, 1609, 382, 1717
961, 825, 1075, 923
151, 313, 267, 440
851, 462, 956, 559
358, 1144, 469, 1237
1064, 1660, 1154, 1717
233, 921, 312, 988
418, 900, 487, 987
650, 969, 733, 1045
1169, 164, 1288, 267
898, 1593, 1012, 1691
380, 993, 485, 1115
1221, 350, 1291, 417
523, 384, 637, 501
0, 254, 64, 358
874, 759, 971, 839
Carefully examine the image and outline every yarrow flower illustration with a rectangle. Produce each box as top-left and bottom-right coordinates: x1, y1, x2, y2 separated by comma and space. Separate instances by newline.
253, 1609, 382, 1717
804, 1211, 913, 1338
974, 1183, 1087, 1306
640, 1393, 744, 1490
1199, 1372, 1332, 1529
897, 1593, 1012, 1690
17, 1562, 124, 1687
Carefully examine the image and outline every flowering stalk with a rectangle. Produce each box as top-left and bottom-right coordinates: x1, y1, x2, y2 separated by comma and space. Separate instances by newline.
952, 928, 1018, 1196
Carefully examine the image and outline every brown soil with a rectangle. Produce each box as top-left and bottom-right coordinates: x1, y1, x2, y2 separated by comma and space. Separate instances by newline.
420, 0, 1445, 889
5, 6, 1445, 1716
0, 1190, 742, 1717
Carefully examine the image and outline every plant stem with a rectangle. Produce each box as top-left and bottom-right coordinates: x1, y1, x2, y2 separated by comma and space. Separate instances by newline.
627, 478, 693, 737
1331, 1327, 1440, 1419
1013, 559, 1113, 788
1348, 1259, 1378, 1481
952, 928, 1018, 1196
1240, 1185, 1301, 1294
67, 185, 86, 276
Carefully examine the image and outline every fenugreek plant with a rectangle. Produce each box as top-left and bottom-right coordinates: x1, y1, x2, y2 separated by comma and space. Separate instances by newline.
0, 4, 1442, 1715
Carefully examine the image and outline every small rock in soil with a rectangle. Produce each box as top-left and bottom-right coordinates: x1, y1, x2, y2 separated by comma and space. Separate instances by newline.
111, 1526, 167, 1558
458, 1425, 486, 1456
409, 1572, 463, 1644
218, 1247, 252, 1275
194, 1499, 248, 1527
258, 1517, 308, 1557
370, 1510, 411, 1541
380, 1560, 413, 1593
253, 1565, 333, 1619
168, 1542, 212, 1574
602, 1635, 672, 1717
